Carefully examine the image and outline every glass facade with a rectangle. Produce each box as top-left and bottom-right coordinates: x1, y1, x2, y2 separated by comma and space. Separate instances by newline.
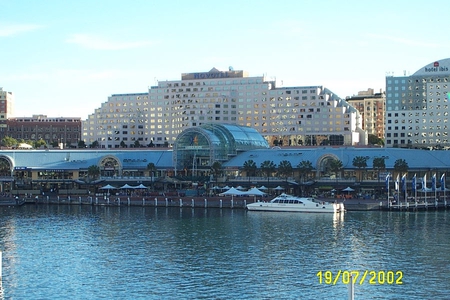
173, 123, 269, 175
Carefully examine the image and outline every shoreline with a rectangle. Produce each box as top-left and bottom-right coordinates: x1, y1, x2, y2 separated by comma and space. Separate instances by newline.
2, 194, 450, 211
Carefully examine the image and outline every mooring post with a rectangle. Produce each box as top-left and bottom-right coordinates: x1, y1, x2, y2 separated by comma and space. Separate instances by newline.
0, 250, 2, 284
348, 274, 354, 300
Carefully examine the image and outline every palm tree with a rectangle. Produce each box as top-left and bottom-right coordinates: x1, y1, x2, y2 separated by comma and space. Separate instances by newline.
297, 160, 313, 183
147, 162, 157, 191
394, 159, 409, 181
87, 165, 100, 181
329, 159, 344, 180
260, 160, 276, 187
210, 161, 222, 186
373, 157, 386, 192
278, 160, 292, 178
277, 160, 293, 190
242, 159, 257, 177
86, 165, 100, 194
352, 156, 368, 182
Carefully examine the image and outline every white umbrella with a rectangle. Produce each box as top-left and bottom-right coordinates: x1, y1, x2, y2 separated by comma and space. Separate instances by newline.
221, 187, 246, 200
236, 185, 245, 190
100, 184, 117, 190
244, 187, 267, 196
342, 187, 355, 192
274, 186, 284, 190
257, 185, 268, 190
120, 184, 134, 189
134, 183, 148, 189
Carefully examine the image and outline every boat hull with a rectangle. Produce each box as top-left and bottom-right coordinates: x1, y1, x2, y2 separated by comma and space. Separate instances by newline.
246, 202, 343, 213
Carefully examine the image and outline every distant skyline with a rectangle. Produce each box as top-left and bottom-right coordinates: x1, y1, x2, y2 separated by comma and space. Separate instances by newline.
1, 0, 450, 119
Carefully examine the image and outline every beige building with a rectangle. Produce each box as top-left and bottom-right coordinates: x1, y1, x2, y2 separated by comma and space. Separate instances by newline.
0, 87, 15, 136
83, 68, 366, 148
345, 88, 385, 139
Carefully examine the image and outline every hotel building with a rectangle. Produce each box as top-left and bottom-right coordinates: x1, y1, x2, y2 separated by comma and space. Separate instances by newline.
385, 58, 450, 148
83, 68, 366, 148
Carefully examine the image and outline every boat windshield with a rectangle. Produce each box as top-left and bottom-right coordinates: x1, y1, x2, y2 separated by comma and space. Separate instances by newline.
272, 199, 303, 204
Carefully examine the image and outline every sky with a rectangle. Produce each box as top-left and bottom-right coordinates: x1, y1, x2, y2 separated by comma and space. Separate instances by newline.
1, 0, 450, 120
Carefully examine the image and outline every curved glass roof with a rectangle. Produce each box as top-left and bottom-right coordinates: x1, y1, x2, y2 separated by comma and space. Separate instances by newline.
173, 123, 269, 170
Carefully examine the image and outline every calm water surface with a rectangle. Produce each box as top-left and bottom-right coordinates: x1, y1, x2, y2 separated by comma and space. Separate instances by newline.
0, 205, 449, 299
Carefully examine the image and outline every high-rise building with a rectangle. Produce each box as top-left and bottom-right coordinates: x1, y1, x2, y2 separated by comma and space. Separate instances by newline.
83, 68, 365, 148
0, 87, 15, 135
346, 88, 385, 139
385, 58, 450, 148
83, 93, 150, 148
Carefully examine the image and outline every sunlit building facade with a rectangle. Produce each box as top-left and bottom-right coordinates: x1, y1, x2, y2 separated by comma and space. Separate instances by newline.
6, 114, 81, 147
385, 58, 450, 148
83, 68, 365, 148
0, 87, 15, 139
346, 88, 385, 139
83, 93, 150, 148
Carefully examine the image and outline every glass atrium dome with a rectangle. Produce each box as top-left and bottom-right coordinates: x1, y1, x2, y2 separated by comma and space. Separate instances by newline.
173, 123, 269, 175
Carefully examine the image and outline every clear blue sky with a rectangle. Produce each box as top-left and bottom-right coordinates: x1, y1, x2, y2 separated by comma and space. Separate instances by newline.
1, 0, 450, 119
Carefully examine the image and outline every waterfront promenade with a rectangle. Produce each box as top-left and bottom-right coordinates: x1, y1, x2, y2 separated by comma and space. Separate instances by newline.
2, 193, 450, 211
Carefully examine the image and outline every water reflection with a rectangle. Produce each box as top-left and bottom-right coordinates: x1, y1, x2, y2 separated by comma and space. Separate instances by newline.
0, 206, 449, 299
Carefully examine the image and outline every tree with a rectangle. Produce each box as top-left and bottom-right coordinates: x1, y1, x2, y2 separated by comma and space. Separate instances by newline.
1, 136, 17, 148
278, 160, 293, 190
352, 156, 368, 181
373, 157, 386, 189
120, 141, 127, 148
147, 162, 157, 191
260, 160, 276, 186
329, 159, 343, 179
35, 138, 47, 149
368, 134, 384, 146
78, 140, 87, 148
277, 160, 293, 180
134, 140, 141, 148
90, 141, 99, 148
394, 159, 408, 176
297, 160, 313, 182
87, 165, 100, 181
242, 160, 257, 177
210, 161, 222, 184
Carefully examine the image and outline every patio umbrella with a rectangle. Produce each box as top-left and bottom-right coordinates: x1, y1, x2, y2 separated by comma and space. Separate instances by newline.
120, 184, 134, 189
257, 186, 268, 190
244, 187, 267, 196
134, 183, 148, 189
274, 186, 284, 190
221, 187, 246, 200
342, 187, 354, 192
100, 184, 117, 190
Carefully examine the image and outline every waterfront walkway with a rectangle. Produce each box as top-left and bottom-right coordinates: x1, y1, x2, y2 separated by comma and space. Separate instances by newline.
3, 194, 450, 211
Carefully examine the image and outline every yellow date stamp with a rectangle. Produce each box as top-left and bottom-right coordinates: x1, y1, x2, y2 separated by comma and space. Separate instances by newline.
317, 270, 403, 285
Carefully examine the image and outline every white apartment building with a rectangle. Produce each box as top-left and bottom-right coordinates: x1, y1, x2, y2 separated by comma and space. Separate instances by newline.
385, 58, 450, 148
83, 93, 150, 148
83, 68, 365, 148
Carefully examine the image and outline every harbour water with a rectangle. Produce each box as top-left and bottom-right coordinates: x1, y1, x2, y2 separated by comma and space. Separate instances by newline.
0, 205, 449, 299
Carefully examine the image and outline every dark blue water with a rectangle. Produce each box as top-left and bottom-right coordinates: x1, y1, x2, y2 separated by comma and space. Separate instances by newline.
1, 205, 449, 299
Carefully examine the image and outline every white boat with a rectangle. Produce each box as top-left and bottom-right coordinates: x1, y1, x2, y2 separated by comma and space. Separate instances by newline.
246, 193, 345, 213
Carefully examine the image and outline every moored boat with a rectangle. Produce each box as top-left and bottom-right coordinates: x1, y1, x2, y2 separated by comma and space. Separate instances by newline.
246, 193, 344, 213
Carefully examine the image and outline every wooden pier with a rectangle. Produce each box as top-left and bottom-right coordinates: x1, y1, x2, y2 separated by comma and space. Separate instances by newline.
384, 200, 449, 211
